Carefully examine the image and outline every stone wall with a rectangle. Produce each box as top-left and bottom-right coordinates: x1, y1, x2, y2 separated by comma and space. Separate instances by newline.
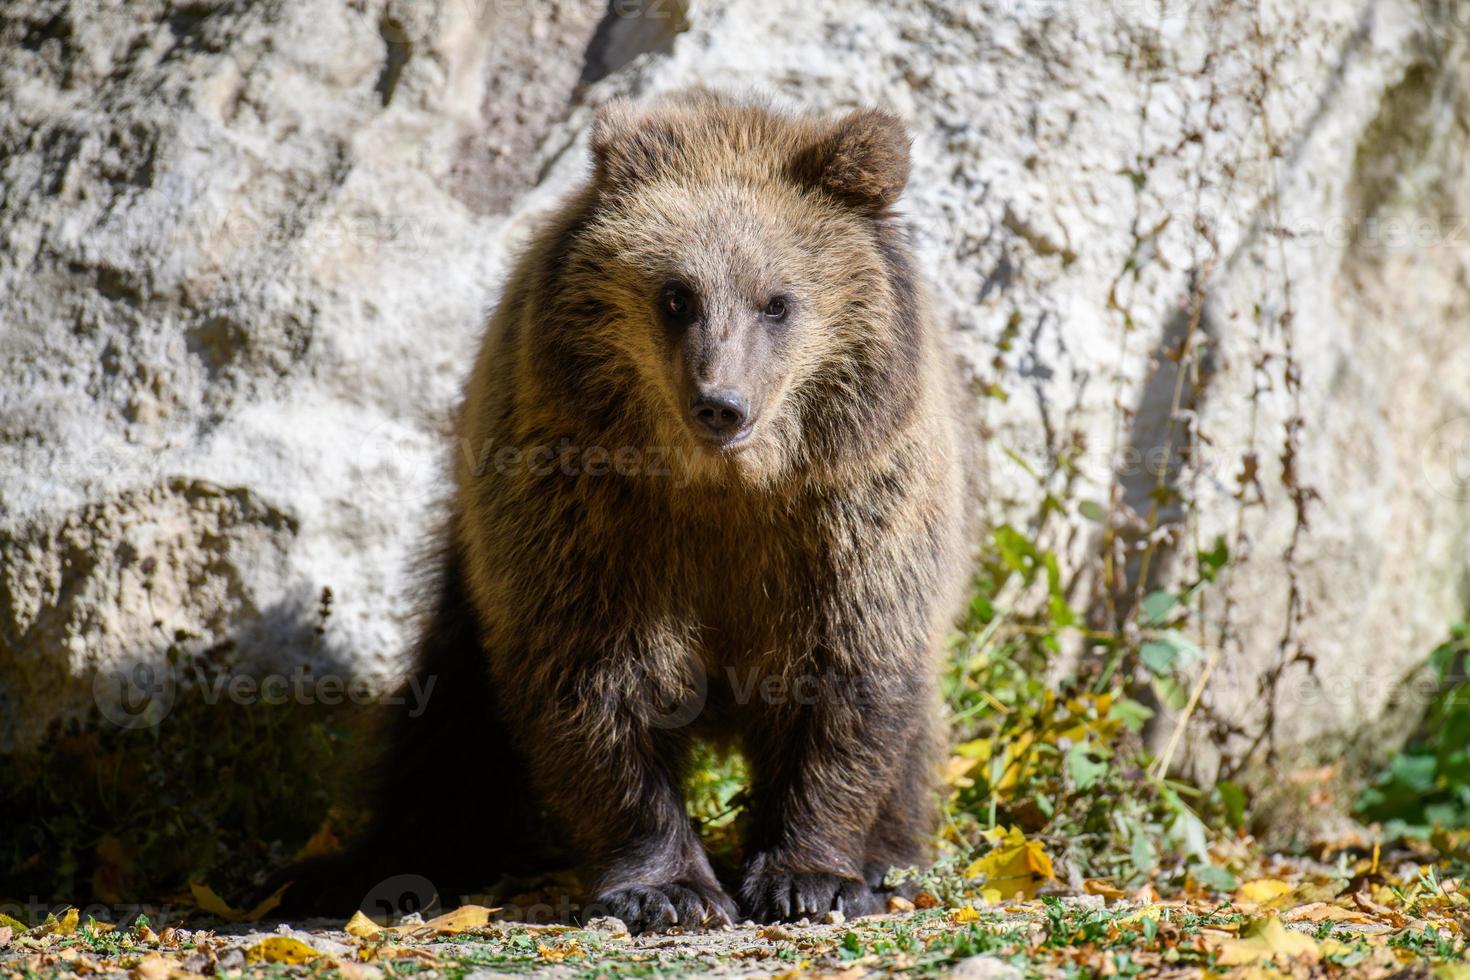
2, 0, 1467, 783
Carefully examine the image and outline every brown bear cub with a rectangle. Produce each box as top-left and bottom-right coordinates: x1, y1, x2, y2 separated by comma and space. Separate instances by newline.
276, 90, 972, 932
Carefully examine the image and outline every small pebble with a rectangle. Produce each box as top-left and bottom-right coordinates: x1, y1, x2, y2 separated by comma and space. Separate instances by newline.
822, 910, 845, 925
946, 954, 1023, 980
584, 916, 629, 935
887, 895, 916, 913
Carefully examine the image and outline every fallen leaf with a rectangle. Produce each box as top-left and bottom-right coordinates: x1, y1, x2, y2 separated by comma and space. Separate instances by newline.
131, 953, 175, 980
1212, 915, 1321, 966
1282, 902, 1371, 924
0, 913, 24, 933
1235, 879, 1295, 905
1117, 905, 1166, 925
949, 906, 981, 924
1085, 879, 1127, 901
189, 881, 288, 923
344, 910, 382, 940
535, 941, 582, 962
35, 908, 80, 937
964, 826, 1055, 899
292, 818, 342, 862
243, 936, 321, 965
394, 904, 497, 937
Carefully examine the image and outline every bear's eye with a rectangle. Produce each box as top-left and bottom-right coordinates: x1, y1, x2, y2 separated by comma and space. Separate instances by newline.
662, 283, 695, 322
763, 297, 788, 321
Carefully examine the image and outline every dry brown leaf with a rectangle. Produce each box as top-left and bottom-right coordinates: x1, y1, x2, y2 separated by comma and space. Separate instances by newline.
131, 953, 176, 980
1084, 879, 1127, 901
292, 818, 342, 862
1282, 902, 1372, 924
1354, 890, 1407, 925
189, 881, 289, 923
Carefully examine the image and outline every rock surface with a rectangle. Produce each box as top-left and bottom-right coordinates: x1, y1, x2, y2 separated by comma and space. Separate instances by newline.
1, 0, 1468, 782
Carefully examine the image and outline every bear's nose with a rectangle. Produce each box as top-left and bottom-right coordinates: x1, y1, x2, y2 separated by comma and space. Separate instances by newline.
689, 390, 749, 438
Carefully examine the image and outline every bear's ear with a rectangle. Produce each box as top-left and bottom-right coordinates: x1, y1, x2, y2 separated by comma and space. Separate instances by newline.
589, 100, 679, 189
790, 108, 911, 215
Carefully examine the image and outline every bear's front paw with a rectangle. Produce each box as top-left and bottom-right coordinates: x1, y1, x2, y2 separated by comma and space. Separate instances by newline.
588, 879, 737, 934
740, 868, 879, 922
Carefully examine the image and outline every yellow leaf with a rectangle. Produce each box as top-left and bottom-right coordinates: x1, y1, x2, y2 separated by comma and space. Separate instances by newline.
344, 910, 383, 940
952, 739, 992, 760
949, 905, 980, 924
963, 826, 1055, 899
36, 908, 80, 937
395, 904, 497, 937
244, 936, 321, 965
0, 913, 25, 933
1235, 879, 1295, 906
535, 941, 582, 962
1116, 905, 1165, 925
1212, 915, 1321, 966
292, 819, 343, 861
189, 881, 288, 923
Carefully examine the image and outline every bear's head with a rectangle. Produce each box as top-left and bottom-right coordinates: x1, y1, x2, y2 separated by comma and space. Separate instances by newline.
556, 90, 924, 487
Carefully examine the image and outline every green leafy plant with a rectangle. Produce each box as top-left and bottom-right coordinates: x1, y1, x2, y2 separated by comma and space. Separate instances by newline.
1357, 622, 1470, 838
939, 524, 1242, 894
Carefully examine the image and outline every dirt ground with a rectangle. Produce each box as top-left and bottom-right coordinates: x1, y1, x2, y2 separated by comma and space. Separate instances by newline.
2, 890, 1457, 979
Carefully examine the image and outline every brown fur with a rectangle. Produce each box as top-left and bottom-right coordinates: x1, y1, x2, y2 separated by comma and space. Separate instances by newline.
272, 91, 973, 931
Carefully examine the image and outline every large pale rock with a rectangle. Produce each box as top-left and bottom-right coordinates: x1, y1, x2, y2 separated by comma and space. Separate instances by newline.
1, 0, 1467, 786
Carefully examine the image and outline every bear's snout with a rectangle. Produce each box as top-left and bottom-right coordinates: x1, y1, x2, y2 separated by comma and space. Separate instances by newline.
689, 389, 751, 445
